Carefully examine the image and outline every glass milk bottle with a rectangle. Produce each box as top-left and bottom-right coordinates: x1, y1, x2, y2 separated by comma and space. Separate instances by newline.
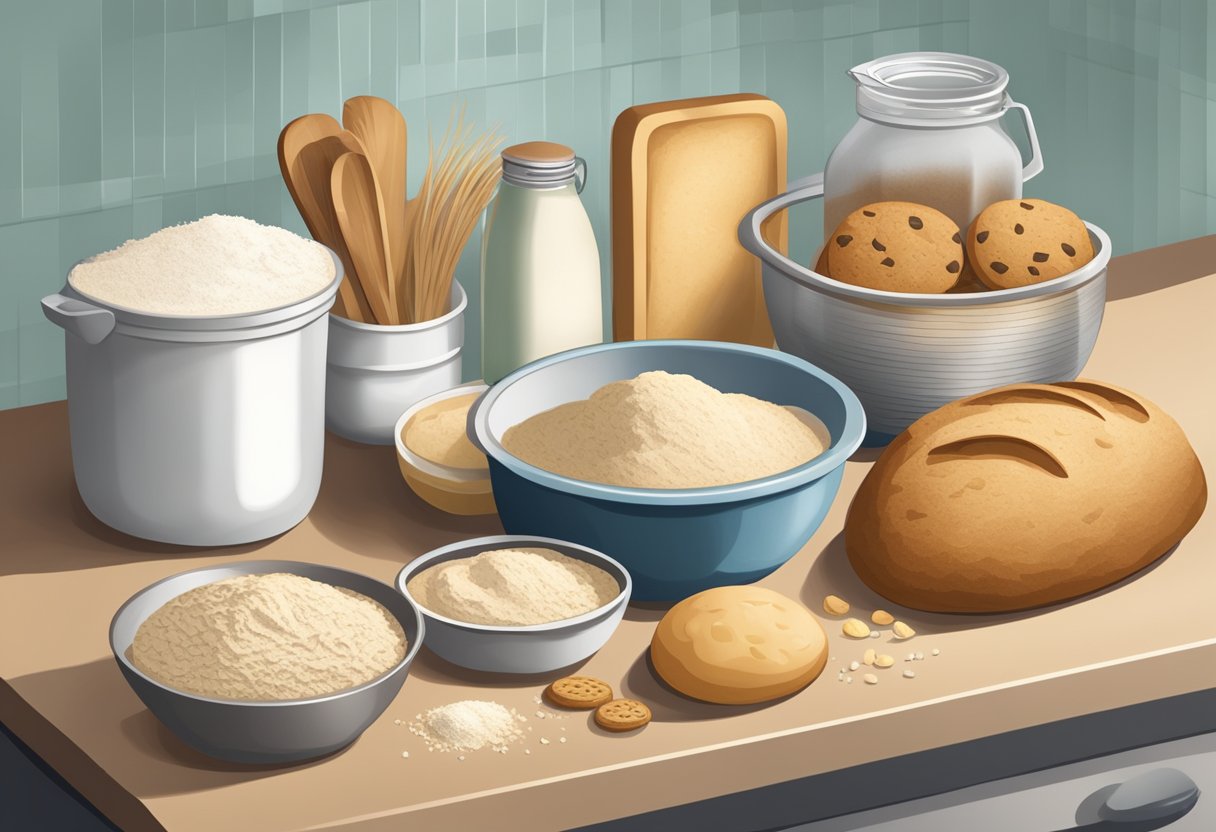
823, 52, 1044, 237
481, 142, 603, 385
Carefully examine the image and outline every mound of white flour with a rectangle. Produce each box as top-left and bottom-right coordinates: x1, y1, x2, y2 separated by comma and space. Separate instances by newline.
502, 371, 829, 489
69, 214, 335, 316
408, 700, 526, 753
130, 572, 406, 701
407, 547, 619, 626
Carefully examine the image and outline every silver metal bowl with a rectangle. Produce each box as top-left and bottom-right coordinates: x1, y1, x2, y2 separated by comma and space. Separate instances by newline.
110, 560, 424, 764
740, 174, 1111, 443
396, 535, 631, 674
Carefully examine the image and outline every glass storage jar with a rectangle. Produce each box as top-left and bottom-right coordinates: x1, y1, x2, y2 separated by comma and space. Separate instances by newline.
823, 52, 1043, 237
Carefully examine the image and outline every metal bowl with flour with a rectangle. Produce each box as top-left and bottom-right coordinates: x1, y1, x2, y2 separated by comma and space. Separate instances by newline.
396, 535, 630, 674
739, 174, 1111, 444
110, 560, 424, 764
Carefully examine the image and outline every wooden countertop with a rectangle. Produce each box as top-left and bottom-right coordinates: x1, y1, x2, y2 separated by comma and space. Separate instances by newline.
1, 236, 1213, 832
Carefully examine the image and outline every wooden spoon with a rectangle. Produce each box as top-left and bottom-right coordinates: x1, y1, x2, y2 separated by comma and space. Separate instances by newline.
343, 97, 407, 318
332, 151, 395, 325
278, 114, 374, 322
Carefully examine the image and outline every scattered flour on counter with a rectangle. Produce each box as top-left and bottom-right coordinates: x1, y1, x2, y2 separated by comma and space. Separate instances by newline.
501, 371, 830, 489
129, 572, 406, 701
409, 701, 526, 753
69, 214, 335, 316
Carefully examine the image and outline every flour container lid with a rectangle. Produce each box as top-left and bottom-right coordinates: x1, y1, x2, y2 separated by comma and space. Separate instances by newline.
849, 52, 1010, 125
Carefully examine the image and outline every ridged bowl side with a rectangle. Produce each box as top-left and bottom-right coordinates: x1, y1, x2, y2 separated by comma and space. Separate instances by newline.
764, 270, 1106, 437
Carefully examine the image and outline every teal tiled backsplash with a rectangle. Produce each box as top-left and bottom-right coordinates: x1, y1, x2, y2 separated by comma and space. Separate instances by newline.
1, 0, 1213, 409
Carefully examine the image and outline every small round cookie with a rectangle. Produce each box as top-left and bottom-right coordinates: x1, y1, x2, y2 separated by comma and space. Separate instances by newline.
544, 676, 613, 710
594, 699, 652, 732
826, 202, 964, 294
650, 585, 828, 705
967, 198, 1094, 289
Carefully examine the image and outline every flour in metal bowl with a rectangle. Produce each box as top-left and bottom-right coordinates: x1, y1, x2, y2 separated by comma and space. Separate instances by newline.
130, 572, 407, 701
406, 547, 619, 627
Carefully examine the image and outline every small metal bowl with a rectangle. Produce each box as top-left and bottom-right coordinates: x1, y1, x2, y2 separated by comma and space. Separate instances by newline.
110, 560, 424, 764
396, 535, 631, 674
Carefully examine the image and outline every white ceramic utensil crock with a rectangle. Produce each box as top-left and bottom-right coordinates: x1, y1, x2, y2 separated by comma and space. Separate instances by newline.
325, 281, 466, 445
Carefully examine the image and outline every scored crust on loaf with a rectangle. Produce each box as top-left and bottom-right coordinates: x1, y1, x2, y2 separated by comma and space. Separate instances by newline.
845, 380, 1207, 613
650, 585, 828, 705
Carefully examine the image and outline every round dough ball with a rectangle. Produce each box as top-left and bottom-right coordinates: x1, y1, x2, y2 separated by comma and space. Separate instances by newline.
650, 585, 828, 705
826, 202, 964, 294
967, 198, 1094, 289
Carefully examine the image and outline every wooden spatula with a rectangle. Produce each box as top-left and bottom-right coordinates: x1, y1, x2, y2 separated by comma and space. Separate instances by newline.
332, 152, 395, 325
343, 96, 407, 316
278, 114, 374, 322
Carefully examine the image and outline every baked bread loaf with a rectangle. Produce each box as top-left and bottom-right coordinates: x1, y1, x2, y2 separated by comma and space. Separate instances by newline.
650, 585, 827, 704
826, 201, 963, 293
845, 381, 1207, 613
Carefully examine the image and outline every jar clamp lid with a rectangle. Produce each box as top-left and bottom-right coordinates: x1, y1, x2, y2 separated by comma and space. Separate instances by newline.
849, 52, 1011, 126
501, 141, 586, 190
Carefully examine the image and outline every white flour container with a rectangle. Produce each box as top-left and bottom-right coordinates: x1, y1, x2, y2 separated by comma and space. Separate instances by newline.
41, 251, 342, 546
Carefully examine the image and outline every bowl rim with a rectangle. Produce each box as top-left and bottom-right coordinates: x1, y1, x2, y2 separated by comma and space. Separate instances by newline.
776, 222, 1111, 307
394, 380, 492, 485
395, 535, 633, 633
470, 340, 866, 506
110, 560, 425, 707
737, 174, 1114, 307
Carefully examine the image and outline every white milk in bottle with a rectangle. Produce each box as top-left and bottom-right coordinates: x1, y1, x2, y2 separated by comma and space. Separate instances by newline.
481, 142, 603, 384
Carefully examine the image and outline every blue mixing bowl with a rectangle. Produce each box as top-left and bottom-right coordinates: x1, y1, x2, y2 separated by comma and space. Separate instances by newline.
468, 340, 865, 601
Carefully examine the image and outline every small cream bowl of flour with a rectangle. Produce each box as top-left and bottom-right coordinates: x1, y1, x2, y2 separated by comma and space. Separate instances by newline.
396, 536, 630, 674
111, 561, 425, 763
394, 382, 496, 516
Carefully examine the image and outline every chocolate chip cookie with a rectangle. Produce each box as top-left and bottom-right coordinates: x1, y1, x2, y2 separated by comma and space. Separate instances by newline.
966, 199, 1094, 290
826, 202, 964, 294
